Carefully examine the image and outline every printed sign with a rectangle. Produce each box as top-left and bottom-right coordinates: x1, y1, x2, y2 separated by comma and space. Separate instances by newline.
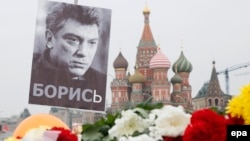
29, 0, 111, 111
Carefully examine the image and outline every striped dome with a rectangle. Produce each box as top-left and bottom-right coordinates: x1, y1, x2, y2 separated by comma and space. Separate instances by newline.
172, 51, 192, 73
149, 48, 171, 69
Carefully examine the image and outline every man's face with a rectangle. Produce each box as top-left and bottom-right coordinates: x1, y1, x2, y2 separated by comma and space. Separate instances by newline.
47, 19, 99, 78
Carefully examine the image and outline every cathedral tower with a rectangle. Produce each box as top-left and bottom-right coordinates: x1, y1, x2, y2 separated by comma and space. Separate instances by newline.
192, 61, 232, 111
206, 61, 228, 109
129, 67, 145, 104
171, 49, 193, 109
110, 51, 131, 112
149, 46, 171, 103
135, 5, 157, 94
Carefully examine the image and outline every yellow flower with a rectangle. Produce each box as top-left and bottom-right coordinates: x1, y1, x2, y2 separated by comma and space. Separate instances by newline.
226, 96, 244, 117
226, 84, 250, 124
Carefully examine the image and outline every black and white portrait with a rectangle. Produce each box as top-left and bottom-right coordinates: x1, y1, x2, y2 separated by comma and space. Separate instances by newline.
29, 0, 111, 111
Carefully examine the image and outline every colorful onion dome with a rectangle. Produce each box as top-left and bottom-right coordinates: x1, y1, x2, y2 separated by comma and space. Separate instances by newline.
113, 51, 128, 69
171, 73, 183, 84
172, 51, 192, 73
129, 68, 145, 83
149, 47, 171, 69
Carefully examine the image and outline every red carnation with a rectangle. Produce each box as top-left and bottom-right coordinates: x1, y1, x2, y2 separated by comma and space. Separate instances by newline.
50, 127, 78, 141
163, 136, 183, 141
183, 109, 226, 141
225, 114, 244, 125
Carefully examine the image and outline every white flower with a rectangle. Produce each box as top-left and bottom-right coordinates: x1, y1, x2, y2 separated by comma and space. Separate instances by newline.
108, 109, 150, 139
119, 134, 156, 141
21, 126, 49, 141
149, 105, 190, 138
72, 125, 82, 134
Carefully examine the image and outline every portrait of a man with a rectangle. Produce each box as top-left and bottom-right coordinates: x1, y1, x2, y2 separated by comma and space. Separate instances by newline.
29, 1, 111, 111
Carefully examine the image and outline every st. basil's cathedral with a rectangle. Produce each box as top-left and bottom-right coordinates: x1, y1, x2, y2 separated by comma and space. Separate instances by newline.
110, 5, 193, 113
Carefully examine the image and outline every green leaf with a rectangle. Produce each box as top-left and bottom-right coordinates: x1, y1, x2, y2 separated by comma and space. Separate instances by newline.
99, 125, 110, 136
136, 96, 153, 107
82, 125, 104, 141
82, 112, 121, 140
105, 113, 120, 126
132, 130, 142, 137
136, 97, 163, 111
210, 107, 225, 115
133, 108, 149, 118
102, 136, 118, 141
82, 124, 95, 132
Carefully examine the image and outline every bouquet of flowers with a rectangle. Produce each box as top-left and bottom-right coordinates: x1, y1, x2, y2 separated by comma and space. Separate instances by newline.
81, 84, 250, 141
81, 97, 190, 141
4, 84, 250, 141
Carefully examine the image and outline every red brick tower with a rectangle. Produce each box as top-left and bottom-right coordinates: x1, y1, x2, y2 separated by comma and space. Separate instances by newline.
110, 51, 131, 112
149, 47, 171, 103
135, 5, 158, 94
171, 50, 193, 110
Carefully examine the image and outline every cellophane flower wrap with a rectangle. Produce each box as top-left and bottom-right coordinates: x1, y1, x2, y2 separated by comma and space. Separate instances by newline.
4, 126, 78, 141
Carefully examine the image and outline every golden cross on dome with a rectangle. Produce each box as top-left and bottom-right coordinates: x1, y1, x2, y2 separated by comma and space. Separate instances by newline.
143, 1, 150, 13
119, 40, 122, 52
180, 38, 184, 50
157, 43, 161, 50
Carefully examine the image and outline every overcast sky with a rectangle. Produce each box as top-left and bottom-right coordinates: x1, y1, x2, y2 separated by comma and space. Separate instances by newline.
1, 0, 250, 117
